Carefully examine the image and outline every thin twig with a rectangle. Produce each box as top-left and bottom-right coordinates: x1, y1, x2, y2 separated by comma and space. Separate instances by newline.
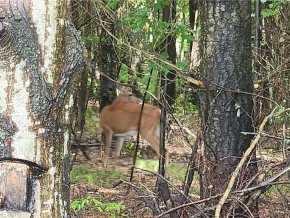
237, 165, 290, 194
241, 131, 290, 141
135, 168, 192, 203
130, 67, 154, 182
155, 195, 220, 218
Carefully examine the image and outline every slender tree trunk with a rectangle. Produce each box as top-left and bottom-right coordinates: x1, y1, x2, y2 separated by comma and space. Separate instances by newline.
188, 0, 200, 106
162, 0, 177, 107
70, 0, 95, 144
199, 1, 258, 216
189, 0, 198, 52
0, 1, 83, 217
284, 3, 290, 108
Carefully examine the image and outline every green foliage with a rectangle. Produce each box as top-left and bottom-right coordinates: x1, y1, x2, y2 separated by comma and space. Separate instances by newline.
70, 165, 124, 187
106, 0, 120, 10
175, 23, 193, 43
115, 0, 194, 103
119, 64, 129, 83
71, 195, 126, 217
261, 0, 287, 17
174, 93, 198, 116
121, 5, 150, 33
123, 141, 141, 157
176, 60, 189, 72
166, 163, 187, 182
153, 0, 168, 12
81, 35, 101, 46
136, 160, 196, 184
83, 106, 99, 137
137, 65, 159, 100
269, 106, 290, 125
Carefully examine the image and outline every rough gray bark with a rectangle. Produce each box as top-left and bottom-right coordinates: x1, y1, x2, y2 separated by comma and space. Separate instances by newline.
70, 0, 97, 161
0, 1, 84, 217
199, 1, 258, 216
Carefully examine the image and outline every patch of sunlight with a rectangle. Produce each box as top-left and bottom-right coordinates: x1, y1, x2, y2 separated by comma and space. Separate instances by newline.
135, 159, 200, 195
136, 159, 187, 182
136, 159, 159, 172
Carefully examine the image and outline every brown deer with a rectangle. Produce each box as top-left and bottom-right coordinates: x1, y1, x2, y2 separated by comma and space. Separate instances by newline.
100, 95, 161, 161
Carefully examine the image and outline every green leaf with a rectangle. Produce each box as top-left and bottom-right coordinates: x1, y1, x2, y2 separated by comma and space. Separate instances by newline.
107, 0, 119, 10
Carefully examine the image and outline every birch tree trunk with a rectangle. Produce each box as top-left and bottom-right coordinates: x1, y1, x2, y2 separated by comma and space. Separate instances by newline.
0, 0, 83, 217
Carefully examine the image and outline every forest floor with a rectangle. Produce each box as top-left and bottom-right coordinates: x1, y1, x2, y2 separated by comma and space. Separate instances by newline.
70, 145, 290, 218
70, 141, 196, 218
70, 107, 290, 218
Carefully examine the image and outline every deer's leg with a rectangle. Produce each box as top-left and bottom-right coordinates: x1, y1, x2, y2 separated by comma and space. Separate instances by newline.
141, 126, 160, 157
114, 137, 125, 158
141, 125, 169, 164
102, 127, 113, 166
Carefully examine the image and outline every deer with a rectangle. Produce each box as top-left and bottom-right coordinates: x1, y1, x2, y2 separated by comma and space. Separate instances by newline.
100, 95, 161, 163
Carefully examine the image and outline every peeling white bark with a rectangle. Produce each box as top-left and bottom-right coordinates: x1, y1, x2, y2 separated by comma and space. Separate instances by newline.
31, 0, 58, 84
0, 211, 31, 218
0, 70, 7, 113
10, 60, 36, 161
33, 180, 41, 218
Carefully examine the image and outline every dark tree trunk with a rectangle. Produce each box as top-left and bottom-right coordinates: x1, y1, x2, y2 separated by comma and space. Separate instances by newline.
70, 0, 94, 136
284, 3, 290, 108
98, 8, 117, 111
156, 75, 178, 218
199, 1, 258, 216
162, 0, 177, 107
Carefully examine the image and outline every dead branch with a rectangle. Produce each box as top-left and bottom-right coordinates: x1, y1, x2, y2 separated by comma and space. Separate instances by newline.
241, 131, 290, 142
237, 165, 290, 194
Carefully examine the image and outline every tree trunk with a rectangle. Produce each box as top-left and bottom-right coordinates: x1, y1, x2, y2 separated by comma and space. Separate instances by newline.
189, 0, 198, 52
0, 1, 83, 217
70, 0, 95, 139
199, 1, 258, 216
162, 0, 177, 107
283, 3, 290, 108
98, 4, 118, 111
